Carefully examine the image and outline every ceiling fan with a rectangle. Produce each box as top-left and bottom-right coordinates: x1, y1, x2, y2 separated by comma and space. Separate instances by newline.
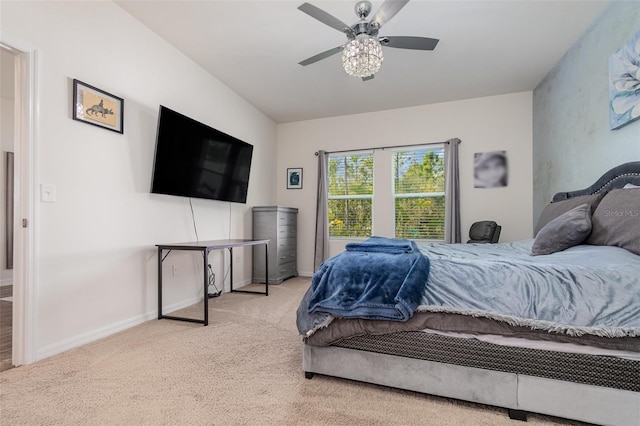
298, 0, 439, 81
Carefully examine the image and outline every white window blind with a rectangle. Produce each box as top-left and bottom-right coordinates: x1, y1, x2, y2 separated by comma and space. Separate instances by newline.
393, 147, 445, 240
328, 152, 374, 238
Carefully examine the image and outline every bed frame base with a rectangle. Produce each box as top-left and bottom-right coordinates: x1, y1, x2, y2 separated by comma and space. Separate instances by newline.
303, 345, 640, 426
508, 409, 528, 422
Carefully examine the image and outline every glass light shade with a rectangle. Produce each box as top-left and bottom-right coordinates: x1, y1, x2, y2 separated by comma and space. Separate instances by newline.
342, 35, 384, 78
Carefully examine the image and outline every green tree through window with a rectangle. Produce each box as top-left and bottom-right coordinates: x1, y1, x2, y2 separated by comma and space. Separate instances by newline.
328, 153, 373, 237
393, 148, 445, 240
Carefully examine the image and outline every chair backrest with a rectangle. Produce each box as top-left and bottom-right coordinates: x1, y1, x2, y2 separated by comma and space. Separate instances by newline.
491, 225, 501, 243
467, 221, 501, 244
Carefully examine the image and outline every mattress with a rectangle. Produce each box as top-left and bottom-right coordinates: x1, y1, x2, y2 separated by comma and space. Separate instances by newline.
331, 331, 640, 392
303, 311, 640, 353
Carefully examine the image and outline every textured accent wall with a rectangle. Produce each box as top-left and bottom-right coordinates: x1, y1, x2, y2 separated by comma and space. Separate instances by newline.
532, 2, 640, 226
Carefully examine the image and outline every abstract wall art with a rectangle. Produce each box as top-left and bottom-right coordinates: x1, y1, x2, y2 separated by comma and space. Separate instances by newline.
609, 31, 640, 130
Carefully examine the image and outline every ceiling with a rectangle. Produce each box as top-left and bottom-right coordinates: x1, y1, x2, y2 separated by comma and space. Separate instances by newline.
116, 0, 609, 123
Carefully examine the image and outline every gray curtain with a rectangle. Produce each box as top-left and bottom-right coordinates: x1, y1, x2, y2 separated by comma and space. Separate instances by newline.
444, 138, 461, 243
314, 151, 330, 270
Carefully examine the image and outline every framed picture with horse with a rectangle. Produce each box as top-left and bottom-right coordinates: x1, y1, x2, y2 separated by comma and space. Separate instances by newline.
72, 79, 124, 134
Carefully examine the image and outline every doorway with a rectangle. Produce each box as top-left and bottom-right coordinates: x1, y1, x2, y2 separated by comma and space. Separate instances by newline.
1, 46, 17, 371
0, 39, 35, 367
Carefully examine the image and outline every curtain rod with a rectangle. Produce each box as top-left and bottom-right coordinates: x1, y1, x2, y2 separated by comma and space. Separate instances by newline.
314, 139, 459, 156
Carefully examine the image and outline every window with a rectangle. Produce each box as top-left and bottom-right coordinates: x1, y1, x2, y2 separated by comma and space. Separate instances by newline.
328, 152, 374, 238
326, 146, 446, 241
393, 148, 445, 240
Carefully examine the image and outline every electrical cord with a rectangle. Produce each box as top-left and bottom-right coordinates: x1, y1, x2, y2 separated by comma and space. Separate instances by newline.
192, 199, 234, 297
208, 264, 222, 297
189, 198, 199, 242
189, 198, 214, 297
206, 202, 232, 296
224, 202, 231, 288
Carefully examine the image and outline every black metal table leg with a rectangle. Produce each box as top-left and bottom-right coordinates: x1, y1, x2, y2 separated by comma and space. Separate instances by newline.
158, 247, 163, 320
157, 246, 206, 326
203, 248, 209, 326
157, 239, 270, 325
229, 247, 234, 292
265, 242, 269, 296
230, 242, 268, 296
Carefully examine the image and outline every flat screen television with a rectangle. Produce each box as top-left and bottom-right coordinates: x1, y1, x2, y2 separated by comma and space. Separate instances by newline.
151, 106, 254, 203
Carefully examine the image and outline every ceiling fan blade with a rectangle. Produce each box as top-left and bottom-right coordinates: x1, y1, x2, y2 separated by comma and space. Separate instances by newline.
362, 75, 375, 82
298, 3, 352, 34
381, 36, 439, 50
299, 46, 344, 66
370, 0, 410, 29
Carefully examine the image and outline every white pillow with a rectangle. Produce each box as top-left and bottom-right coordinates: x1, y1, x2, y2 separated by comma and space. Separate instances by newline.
624, 183, 640, 189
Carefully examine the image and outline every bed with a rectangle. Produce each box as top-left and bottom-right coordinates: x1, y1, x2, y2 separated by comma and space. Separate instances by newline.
297, 161, 640, 425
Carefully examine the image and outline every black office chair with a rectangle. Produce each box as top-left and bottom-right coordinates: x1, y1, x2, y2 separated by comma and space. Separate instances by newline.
467, 221, 501, 244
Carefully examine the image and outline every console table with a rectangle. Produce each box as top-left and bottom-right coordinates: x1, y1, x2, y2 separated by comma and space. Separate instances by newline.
157, 239, 269, 326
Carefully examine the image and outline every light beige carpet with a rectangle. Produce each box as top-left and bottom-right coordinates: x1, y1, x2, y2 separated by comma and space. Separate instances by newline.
0, 277, 580, 425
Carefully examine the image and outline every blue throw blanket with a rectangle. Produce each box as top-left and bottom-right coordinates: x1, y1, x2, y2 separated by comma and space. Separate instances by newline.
345, 236, 416, 254
307, 237, 430, 321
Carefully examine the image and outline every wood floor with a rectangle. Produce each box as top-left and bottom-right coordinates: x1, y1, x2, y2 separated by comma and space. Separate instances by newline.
0, 285, 12, 372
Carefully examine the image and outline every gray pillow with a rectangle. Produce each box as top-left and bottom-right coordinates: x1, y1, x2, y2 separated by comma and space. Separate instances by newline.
531, 204, 592, 256
534, 192, 606, 236
586, 188, 640, 255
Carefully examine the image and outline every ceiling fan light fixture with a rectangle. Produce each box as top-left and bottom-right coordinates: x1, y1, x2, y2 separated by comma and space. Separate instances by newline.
342, 34, 383, 78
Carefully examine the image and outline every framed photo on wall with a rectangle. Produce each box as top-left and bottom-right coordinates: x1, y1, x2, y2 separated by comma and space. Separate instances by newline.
287, 168, 303, 189
72, 79, 124, 134
474, 151, 508, 188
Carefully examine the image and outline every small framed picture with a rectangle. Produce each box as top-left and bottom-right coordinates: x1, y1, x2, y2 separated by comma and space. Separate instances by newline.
287, 168, 303, 189
474, 151, 508, 188
72, 79, 124, 134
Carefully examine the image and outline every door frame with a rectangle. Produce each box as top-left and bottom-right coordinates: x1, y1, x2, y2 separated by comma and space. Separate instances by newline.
1, 34, 38, 366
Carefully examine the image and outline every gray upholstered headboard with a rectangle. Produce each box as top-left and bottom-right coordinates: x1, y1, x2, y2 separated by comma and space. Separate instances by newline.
552, 161, 640, 202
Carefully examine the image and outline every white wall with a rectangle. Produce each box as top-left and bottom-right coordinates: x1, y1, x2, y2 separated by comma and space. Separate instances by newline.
1, 1, 277, 361
533, 2, 640, 223
277, 92, 533, 276
1, 48, 15, 284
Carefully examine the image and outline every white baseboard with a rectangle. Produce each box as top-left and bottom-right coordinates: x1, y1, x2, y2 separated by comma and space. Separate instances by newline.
222, 277, 252, 291
298, 271, 314, 278
35, 277, 270, 362
36, 296, 201, 362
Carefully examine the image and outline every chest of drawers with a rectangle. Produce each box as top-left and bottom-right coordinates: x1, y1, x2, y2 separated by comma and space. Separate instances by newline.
252, 206, 298, 284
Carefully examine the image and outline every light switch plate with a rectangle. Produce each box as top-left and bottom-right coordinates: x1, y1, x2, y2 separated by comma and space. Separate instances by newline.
41, 184, 56, 203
